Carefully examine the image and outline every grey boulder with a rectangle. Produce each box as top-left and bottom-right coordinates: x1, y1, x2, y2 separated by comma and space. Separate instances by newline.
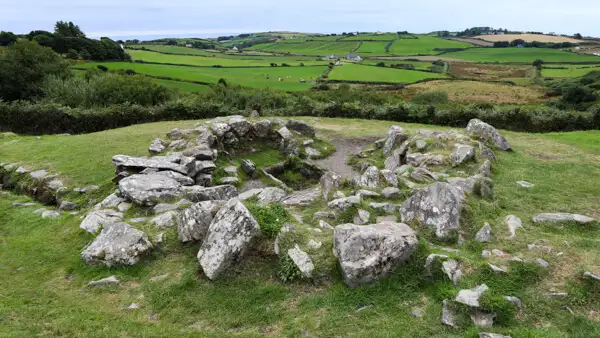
383, 126, 409, 155
320, 171, 342, 201
466, 119, 511, 151
80, 209, 124, 234
241, 159, 257, 175
455, 284, 489, 307
450, 144, 475, 167
257, 187, 287, 204
333, 222, 418, 287
354, 166, 380, 189
282, 188, 321, 207
148, 138, 166, 154
81, 222, 152, 267
475, 222, 493, 242
286, 120, 315, 137
197, 199, 260, 280
178, 200, 226, 242
119, 174, 182, 206
287, 245, 314, 278
532, 213, 595, 225
328, 195, 361, 212
184, 185, 238, 202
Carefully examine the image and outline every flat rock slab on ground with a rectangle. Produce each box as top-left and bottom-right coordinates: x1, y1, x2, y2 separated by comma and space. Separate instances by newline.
119, 174, 182, 206
532, 213, 595, 224
81, 222, 153, 267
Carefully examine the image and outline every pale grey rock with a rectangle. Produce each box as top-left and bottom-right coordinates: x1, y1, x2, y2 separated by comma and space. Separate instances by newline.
168, 139, 188, 150
153, 203, 178, 214
182, 147, 215, 160
355, 189, 380, 198
313, 211, 335, 221
194, 173, 212, 187
376, 215, 398, 223
126, 303, 141, 310
303, 139, 314, 146
228, 117, 253, 136
150, 274, 169, 282
154, 170, 195, 186
119, 174, 182, 206
129, 217, 147, 224
536, 258, 550, 269
249, 110, 260, 118
81, 222, 152, 266
478, 160, 492, 177
400, 182, 464, 238
354, 209, 370, 225
41, 210, 60, 218
305, 147, 322, 158
450, 144, 476, 167
492, 249, 506, 257
184, 185, 238, 202
112, 155, 187, 175
287, 245, 314, 278
470, 312, 495, 328
333, 222, 418, 287
220, 177, 239, 185
479, 333, 511, 338
320, 171, 342, 202
210, 122, 230, 137
415, 139, 428, 151
177, 200, 225, 242
194, 161, 216, 174
441, 300, 457, 328
241, 159, 256, 175
73, 185, 100, 194
380, 169, 398, 187
532, 213, 595, 225
87, 275, 120, 287
12, 202, 36, 207
505, 215, 522, 239
517, 181, 535, 188
117, 202, 132, 212
333, 191, 346, 199
15, 167, 28, 174
224, 166, 238, 176
455, 284, 489, 307
544, 292, 568, 298
311, 227, 323, 233
382, 187, 400, 199
383, 126, 408, 155
476, 223, 493, 243
197, 199, 260, 280
584, 271, 600, 281
239, 188, 264, 201
253, 120, 273, 138
80, 210, 124, 234
328, 195, 361, 212
96, 193, 125, 210
33, 208, 47, 215
442, 259, 463, 285
286, 120, 315, 137
480, 148, 497, 162
152, 211, 178, 228
503, 296, 522, 308
406, 153, 446, 168
369, 202, 397, 214
482, 250, 491, 258
148, 138, 166, 153
318, 220, 334, 230
277, 126, 293, 140
257, 187, 287, 203
466, 119, 511, 151
354, 166, 380, 189
374, 138, 385, 148
410, 167, 437, 183
307, 239, 322, 250
58, 201, 78, 211
29, 169, 48, 180
424, 254, 449, 272
489, 263, 507, 274
282, 188, 321, 207
384, 146, 408, 171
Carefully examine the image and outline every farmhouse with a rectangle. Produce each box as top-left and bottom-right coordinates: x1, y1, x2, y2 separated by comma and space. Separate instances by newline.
328, 54, 339, 59
232, 46, 238, 51
185, 43, 192, 48
344, 54, 362, 61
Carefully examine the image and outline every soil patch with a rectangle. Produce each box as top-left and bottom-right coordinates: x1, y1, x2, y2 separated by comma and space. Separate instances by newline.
313, 135, 379, 178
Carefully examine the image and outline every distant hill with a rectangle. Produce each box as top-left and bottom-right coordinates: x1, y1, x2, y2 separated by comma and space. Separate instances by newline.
474, 34, 583, 43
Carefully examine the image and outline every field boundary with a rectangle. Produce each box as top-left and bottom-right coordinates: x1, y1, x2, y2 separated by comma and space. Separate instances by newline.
129, 60, 324, 69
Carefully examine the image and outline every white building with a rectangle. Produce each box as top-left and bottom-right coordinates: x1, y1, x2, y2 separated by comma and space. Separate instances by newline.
232, 46, 238, 51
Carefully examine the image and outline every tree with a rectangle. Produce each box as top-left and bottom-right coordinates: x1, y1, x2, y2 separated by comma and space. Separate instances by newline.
66, 49, 80, 59
0, 31, 17, 46
167, 39, 177, 46
510, 39, 525, 47
574, 33, 583, 40
54, 21, 85, 38
376, 62, 386, 67
0, 40, 71, 101
493, 41, 510, 48
532, 59, 544, 69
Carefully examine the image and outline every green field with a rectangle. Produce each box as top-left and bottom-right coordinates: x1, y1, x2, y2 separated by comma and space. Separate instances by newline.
127, 49, 327, 67
130, 45, 223, 56
342, 34, 397, 41
388, 35, 472, 55
329, 64, 444, 83
356, 41, 390, 54
77, 62, 325, 90
542, 65, 600, 78
360, 60, 434, 70
250, 41, 359, 56
444, 48, 600, 63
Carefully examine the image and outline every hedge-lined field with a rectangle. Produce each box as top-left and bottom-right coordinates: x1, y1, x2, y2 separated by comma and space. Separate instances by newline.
388, 36, 472, 55
328, 64, 445, 83
444, 48, 600, 63
76, 62, 326, 90
127, 49, 328, 67
356, 42, 390, 55
250, 41, 359, 56
542, 66, 600, 78
341, 34, 398, 41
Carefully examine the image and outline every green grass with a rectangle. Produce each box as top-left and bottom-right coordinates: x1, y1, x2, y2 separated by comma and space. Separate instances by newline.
329, 64, 445, 83
76, 62, 326, 91
127, 49, 328, 67
361, 59, 434, 70
3, 118, 600, 336
542, 65, 600, 78
388, 35, 472, 55
341, 34, 398, 41
444, 48, 600, 63
356, 42, 389, 55
251, 41, 359, 56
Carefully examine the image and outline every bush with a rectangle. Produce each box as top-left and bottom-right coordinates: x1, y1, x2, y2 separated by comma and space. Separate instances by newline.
245, 202, 290, 239
376, 62, 386, 67
411, 91, 449, 105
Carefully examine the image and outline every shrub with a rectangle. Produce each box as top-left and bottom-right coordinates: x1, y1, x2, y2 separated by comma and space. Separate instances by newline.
411, 91, 449, 105
376, 62, 386, 67
245, 202, 290, 239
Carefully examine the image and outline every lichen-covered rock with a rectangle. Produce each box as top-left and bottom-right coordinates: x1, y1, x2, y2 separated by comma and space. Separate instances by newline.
354, 166, 380, 189
406, 153, 446, 168
241, 159, 256, 176
277, 126, 293, 140
112, 155, 188, 175
257, 187, 287, 204
178, 200, 225, 242
151, 210, 179, 228
197, 199, 260, 280
466, 119, 511, 151
328, 195, 361, 212
532, 213, 595, 225
80, 209, 124, 234
154, 170, 195, 186
119, 174, 182, 206
41, 210, 60, 218
354, 209, 370, 225
320, 171, 342, 201
182, 147, 215, 161
476, 223, 493, 242
382, 187, 400, 199
400, 182, 464, 238
380, 169, 398, 187
148, 138, 166, 154
253, 120, 273, 138
455, 284, 489, 307
450, 144, 475, 167
410, 167, 437, 183
383, 126, 409, 155
505, 215, 522, 239
369, 202, 398, 214
81, 222, 152, 267
184, 185, 238, 202
287, 245, 314, 278
286, 120, 315, 137
478, 160, 492, 177
282, 188, 321, 207
228, 117, 253, 137
333, 222, 418, 287
58, 200, 78, 211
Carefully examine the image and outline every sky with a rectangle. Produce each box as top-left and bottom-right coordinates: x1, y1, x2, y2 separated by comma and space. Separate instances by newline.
3, 0, 600, 39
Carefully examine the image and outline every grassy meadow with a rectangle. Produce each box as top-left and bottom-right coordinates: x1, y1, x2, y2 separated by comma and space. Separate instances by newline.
2, 118, 600, 336
329, 64, 445, 83
250, 41, 359, 55
542, 65, 600, 78
443, 48, 600, 63
388, 36, 473, 55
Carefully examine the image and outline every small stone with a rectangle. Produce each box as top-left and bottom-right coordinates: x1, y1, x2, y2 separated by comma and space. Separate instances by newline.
150, 274, 169, 282
41, 210, 60, 218
536, 258, 550, 269
224, 166, 238, 176
307, 239, 322, 250
491, 249, 506, 257
241, 159, 257, 175
12, 202, 36, 207
470, 311, 496, 328
489, 263, 507, 274
482, 250, 491, 258
369, 202, 397, 214
126, 303, 141, 310
455, 284, 489, 307
303, 139, 314, 146
129, 217, 147, 224
305, 147, 322, 158
318, 220, 334, 230
442, 259, 462, 285
287, 245, 314, 278
503, 296, 522, 308
533, 213, 595, 225
117, 202, 132, 212
355, 189, 380, 198
220, 177, 239, 185
313, 211, 335, 221
87, 275, 120, 287
333, 191, 346, 199
354, 209, 370, 225
505, 215, 522, 239
149, 138, 166, 153
152, 211, 178, 228
153, 203, 178, 214
584, 271, 600, 281
33, 208, 47, 215
382, 187, 400, 199
311, 228, 323, 233
441, 300, 457, 328
411, 309, 422, 318
517, 181, 535, 188
545, 292, 568, 298
475, 223, 493, 243
479, 333, 511, 338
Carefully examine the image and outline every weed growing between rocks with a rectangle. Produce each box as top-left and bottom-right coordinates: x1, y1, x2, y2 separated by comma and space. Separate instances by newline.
245, 202, 290, 239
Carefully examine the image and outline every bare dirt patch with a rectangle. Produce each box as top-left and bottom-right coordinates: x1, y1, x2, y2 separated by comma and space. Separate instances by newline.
474, 34, 583, 43
313, 133, 380, 178
402, 80, 546, 104
449, 62, 532, 81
